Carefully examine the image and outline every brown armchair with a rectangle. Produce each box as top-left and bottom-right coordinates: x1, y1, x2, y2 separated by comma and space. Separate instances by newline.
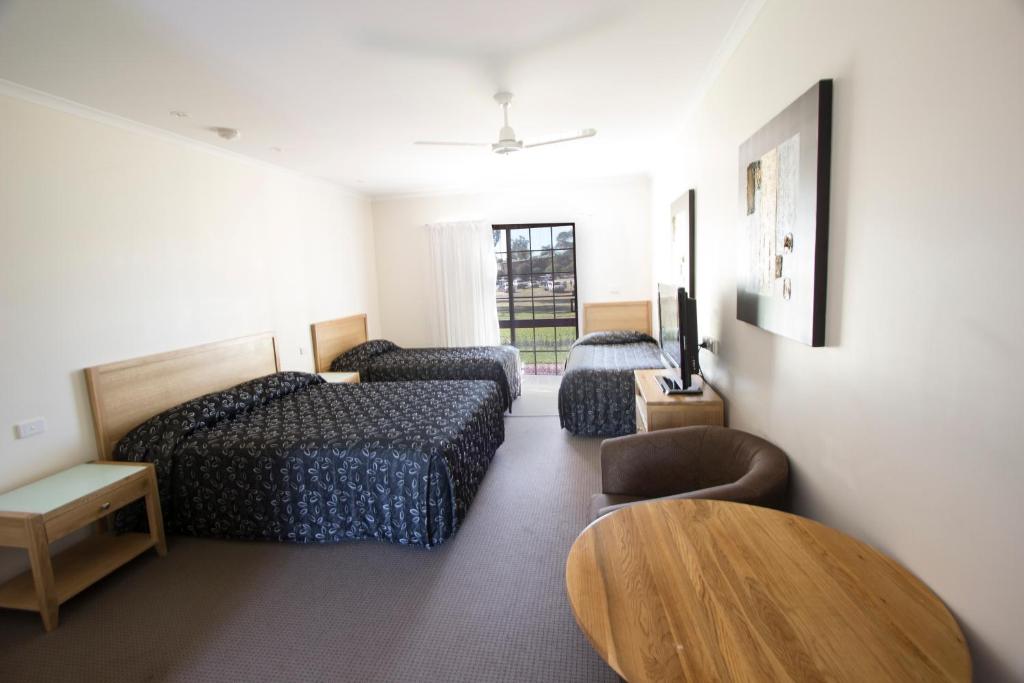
590, 425, 790, 520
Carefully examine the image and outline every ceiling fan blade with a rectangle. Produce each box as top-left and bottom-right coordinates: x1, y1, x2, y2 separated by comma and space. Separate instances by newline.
523, 128, 597, 149
414, 141, 489, 147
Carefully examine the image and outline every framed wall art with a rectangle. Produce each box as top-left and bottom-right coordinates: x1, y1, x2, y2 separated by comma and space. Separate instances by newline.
737, 79, 832, 346
670, 188, 696, 296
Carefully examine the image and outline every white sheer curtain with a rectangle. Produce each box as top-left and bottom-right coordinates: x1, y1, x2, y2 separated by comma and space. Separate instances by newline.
424, 220, 500, 347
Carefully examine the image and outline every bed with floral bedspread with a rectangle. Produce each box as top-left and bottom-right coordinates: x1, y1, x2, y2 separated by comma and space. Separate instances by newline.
114, 372, 505, 548
558, 331, 667, 437
329, 340, 521, 411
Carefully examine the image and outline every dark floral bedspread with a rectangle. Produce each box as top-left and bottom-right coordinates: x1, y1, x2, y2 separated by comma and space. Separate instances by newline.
558, 332, 666, 437
114, 372, 505, 548
330, 341, 521, 411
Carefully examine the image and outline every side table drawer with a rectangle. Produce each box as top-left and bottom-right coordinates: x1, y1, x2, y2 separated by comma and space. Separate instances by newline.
45, 474, 149, 542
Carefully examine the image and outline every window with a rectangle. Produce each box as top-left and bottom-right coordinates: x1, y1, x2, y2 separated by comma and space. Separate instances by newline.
493, 223, 578, 375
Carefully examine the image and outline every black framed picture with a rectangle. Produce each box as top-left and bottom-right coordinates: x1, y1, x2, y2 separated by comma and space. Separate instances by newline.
670, 189, 696, 297
737, 79, 832, 346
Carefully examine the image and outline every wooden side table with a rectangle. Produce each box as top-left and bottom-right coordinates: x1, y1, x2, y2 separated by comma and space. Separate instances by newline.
0, 462, 166, 631
318, 371, 360, 384
634, 368, 724, 432
566, 499, 970, 682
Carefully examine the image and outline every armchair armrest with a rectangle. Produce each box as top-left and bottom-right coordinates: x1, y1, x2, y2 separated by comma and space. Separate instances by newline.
595, 483, 762, 519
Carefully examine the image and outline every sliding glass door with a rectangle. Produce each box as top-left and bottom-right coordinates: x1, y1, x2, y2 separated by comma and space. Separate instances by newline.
493, 223, 578, 375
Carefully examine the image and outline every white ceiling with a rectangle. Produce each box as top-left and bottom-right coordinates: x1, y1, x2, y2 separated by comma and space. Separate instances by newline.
0, 0, 753, 196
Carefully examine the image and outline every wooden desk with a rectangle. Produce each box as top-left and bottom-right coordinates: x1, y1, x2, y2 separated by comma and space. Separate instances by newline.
0, 462, 166, 631
565, 499, 970, 682
634, 368, 724, 432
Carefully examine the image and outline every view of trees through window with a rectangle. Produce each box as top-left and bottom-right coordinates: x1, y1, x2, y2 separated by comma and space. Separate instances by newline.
493, 223, 578, 375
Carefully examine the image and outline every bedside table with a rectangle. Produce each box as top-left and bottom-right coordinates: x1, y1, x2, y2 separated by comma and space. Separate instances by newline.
319, 371, 360, 384
0, 462, 166, 631
634, 368, 724, 432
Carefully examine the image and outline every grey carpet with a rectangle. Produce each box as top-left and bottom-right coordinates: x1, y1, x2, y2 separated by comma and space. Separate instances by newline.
509, 378, 561, 417
0, 417, 617, 683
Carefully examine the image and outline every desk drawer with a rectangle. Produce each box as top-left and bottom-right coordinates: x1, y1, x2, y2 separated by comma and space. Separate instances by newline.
45, 474, 149, 542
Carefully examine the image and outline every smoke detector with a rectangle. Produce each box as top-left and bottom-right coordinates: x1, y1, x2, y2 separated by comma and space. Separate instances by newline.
210, 126, 241, 141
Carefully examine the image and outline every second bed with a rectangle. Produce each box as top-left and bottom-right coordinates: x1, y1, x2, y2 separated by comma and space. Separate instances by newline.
558, 301, 667, 437
311, 314, 521, 411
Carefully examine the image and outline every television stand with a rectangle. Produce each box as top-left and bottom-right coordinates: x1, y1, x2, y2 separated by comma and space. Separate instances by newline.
634, 369, 723, 432
657, 375, 703, 395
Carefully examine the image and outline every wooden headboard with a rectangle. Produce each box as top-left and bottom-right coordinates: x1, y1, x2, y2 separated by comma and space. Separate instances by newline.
84, 333, 280, 460
582, 300, 653, 336
310, 314, 369, 372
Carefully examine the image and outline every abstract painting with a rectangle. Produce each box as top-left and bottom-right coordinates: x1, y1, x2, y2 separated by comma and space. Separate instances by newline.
737, 79, 832, 346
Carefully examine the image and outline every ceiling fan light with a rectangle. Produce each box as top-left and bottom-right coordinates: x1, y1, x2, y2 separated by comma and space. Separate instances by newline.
491, 140, 523, 154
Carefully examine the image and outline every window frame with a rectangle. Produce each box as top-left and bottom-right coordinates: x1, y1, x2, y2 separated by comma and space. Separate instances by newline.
493, 222, 579, 374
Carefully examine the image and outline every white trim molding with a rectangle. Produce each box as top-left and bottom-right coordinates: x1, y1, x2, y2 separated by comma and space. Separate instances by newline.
668, 0, 769, 140
0, 78, 366, 199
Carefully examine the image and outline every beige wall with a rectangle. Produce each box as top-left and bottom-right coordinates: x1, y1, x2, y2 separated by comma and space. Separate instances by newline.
0, 93, 379, 576
649, 1, 1024, 679
371, 178, 651, 346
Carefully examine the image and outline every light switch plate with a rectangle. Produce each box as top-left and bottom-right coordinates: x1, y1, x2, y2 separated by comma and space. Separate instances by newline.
14, 417, 46, 439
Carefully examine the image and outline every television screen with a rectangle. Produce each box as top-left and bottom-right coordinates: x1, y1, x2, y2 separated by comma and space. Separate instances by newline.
658, 283, 681, 368
658, 283, 701, 390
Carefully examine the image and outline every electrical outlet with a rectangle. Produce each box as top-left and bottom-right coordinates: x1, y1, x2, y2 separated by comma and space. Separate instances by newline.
14, 417, 46, 439
701, 337, 719, 354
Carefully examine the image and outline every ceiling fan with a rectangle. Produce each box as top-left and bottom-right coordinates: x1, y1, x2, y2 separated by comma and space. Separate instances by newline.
415, 91, 596, 155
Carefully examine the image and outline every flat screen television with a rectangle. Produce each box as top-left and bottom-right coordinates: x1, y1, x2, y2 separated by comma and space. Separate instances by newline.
657, 283, 701, 393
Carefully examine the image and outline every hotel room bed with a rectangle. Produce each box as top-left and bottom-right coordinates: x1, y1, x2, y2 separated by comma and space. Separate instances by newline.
85, 336, 504, 549
556, 301, 666, 437
330, 341, 521, 411
113, 372, 504, 548
312, 314, 521, 411
558, 331, 666, 437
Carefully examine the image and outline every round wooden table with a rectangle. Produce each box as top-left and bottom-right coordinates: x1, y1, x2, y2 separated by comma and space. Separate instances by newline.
565, 499, 970, 682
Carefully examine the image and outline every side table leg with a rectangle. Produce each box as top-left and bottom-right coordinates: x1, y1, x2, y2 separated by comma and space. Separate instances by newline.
144, 470, 167, 557
25, 515, 58, 632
